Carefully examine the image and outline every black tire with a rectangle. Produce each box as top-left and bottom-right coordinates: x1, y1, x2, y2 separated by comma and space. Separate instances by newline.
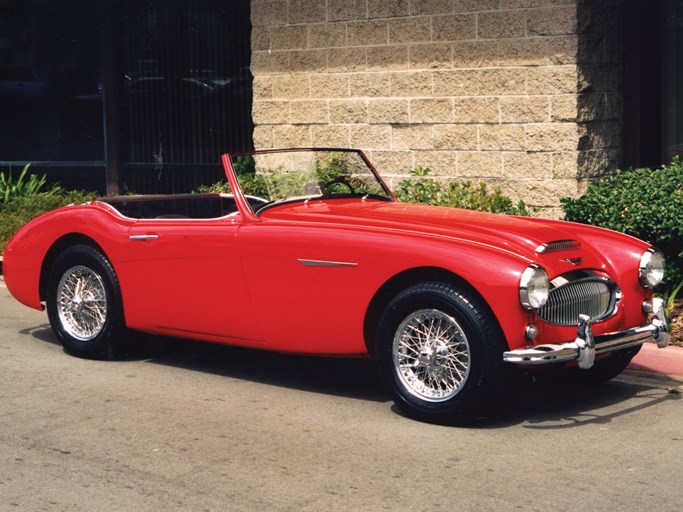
375, 282, 508, 425
46, 245, 127, 360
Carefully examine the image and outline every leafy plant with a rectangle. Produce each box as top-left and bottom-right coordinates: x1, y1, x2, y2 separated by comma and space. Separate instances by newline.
197, 164, 531, 215
231, 155, 255, 175
0, 186, 96, 254
665, 280, 683, 314
561, 156, 683, 288
195, 180, 231, 194
313, 153, 385, 196
0, 164, 47, 203
198, 152, 386, 200
395, 167, 532, 216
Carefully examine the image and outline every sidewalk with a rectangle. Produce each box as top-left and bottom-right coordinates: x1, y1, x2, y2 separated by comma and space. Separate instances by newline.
628, 342, 683, 381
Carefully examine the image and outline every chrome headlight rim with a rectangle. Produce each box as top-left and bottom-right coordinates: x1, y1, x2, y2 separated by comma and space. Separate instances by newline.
639, 248, 665, 288
519, 264, 550, 310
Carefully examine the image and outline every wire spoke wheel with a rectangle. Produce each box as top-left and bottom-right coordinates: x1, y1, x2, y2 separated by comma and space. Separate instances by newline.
393, 308, 470, 402
47, 245, 127, 360
56, 265, 108, 342
377, 282, 507, 424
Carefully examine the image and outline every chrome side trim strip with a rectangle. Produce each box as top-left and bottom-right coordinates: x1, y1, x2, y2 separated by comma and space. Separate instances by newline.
129, 234, 159, 241
298, 259, 358, 268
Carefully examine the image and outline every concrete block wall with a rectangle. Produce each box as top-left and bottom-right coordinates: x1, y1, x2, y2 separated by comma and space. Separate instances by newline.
251, 0, 622, 216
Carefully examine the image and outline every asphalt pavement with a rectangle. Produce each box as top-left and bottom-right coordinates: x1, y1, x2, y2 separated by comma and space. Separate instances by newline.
1, 280, 683, 512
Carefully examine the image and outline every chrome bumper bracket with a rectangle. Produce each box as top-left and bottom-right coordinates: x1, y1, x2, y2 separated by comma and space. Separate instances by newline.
503, 298, 669, 369
576, 314, 595, 369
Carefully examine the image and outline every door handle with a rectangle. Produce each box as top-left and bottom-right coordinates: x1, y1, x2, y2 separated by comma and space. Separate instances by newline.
129, 234, 158, 241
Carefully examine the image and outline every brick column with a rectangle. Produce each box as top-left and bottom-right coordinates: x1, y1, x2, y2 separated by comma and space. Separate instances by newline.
250, 0, 622, 217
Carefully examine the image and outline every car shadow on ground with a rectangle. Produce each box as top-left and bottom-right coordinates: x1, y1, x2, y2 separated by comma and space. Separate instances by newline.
21, 325, 387, 403
481, 374, 681, 429
21, 324, 682, 428
137, 334, 389, 403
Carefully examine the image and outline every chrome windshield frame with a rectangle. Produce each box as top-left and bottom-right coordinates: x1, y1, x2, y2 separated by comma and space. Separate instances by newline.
221, 148, 397, 220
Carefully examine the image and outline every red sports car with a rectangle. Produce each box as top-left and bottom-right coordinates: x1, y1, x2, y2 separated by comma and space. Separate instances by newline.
2, 148, 670, 424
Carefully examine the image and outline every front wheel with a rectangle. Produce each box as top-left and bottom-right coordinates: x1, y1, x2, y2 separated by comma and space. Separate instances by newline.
46, 245, 127, 359
375, 282, 508, 425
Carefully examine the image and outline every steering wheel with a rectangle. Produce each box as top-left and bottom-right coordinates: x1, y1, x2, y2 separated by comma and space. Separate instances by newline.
323, 178, 355, 194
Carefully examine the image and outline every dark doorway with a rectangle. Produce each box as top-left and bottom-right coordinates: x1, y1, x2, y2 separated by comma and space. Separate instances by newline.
116, 0, 253, 193
622, 0, 683, 169
0, 0, 253, 195
622, 1, 662, 169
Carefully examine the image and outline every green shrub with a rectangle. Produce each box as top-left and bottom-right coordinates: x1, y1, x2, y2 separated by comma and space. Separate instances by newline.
195, 180, 231, 194
0, 164, 47, 203
198, 166, 532, 216
561, 157, 683, 288
395, 167, 533, 216
0, 187, 96, 254
195, 174, 279, 198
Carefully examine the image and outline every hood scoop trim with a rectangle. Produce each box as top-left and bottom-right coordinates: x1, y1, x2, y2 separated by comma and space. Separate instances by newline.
536, 239, 581, 254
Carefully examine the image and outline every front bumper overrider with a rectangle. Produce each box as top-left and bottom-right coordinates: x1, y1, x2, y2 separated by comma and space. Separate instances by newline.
503, 298, 670, 369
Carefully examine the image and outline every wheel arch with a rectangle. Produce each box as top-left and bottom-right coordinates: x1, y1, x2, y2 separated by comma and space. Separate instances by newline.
39, 233, 108, 302
363, 266, 505, 355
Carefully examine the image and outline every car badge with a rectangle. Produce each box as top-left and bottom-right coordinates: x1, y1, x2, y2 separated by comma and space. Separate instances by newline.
560, 257, 583, 266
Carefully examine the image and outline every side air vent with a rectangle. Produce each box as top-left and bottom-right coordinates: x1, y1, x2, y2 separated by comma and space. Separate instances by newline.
536, 240, 581, 254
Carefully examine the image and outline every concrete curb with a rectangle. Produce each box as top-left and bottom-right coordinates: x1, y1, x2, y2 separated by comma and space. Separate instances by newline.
628, 342, 683, 381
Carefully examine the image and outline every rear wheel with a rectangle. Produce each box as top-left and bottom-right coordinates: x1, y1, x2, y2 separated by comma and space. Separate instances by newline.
375, 282, 508, 425
47, 245, 127, 359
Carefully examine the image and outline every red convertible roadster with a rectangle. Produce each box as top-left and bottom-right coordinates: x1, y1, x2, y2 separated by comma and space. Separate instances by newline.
3, 149, 670, 423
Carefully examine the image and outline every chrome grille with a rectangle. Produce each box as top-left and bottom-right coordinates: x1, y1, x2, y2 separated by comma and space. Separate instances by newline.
539, 278, 615, 326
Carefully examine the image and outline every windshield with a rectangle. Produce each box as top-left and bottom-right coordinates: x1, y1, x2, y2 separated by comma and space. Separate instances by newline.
228, 149, 394, 214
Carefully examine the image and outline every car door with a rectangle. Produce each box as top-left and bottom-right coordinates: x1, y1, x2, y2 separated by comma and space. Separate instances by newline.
236, 217, 386, 355
119, 216, 262, 346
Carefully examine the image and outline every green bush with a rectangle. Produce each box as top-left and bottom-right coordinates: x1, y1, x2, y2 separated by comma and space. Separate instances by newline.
0, 186, 96, 254
0, 164, 47, 203
198, 166, 532, 216
561, 156, 683, 288
395, 167, 533, 216
195, 180, 231, 194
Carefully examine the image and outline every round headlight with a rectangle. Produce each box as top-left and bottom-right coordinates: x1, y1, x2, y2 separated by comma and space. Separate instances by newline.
519, 265, 549, 310
639, 249, 665, 288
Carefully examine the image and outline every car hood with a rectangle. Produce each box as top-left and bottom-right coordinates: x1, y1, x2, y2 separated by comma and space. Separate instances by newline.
261, 199, 640, 269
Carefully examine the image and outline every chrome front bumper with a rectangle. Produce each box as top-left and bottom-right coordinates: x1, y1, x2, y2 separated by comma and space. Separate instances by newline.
503, 298, 670, 369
